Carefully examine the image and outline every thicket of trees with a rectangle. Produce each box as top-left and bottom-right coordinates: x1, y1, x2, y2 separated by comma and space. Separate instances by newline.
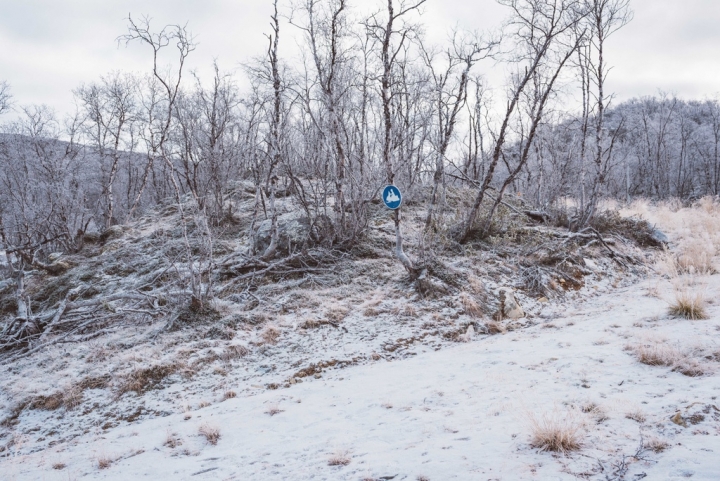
1, 0, 719, 311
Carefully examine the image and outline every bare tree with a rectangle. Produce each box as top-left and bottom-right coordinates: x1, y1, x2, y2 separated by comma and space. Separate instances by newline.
366, 0, 427, 274
457, 0, 588, 243
422, 32, 495, 231
0, 81, 12, 116
573, 0, 632, 228
75, 72, 138, 228
119, 15, 196, 221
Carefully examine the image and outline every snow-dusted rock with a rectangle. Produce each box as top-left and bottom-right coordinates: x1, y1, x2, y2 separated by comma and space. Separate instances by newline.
499, 288, 524, 319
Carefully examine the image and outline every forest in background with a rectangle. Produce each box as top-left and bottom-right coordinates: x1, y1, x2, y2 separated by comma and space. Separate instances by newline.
1, 0, 718, 316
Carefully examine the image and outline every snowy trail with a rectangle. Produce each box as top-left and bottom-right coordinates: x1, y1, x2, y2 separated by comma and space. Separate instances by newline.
5, 275, 720, 480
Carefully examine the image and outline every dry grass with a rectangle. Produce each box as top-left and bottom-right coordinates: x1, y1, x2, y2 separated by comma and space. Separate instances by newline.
630, 341, 684, 367
327, 450, 351, 466
580, 402, 608, 423
484, 320, 507, 334
221, 344, 249, 362
417, 476, 430, 481
528, 408, 585, 453
326, 306, 349, 322
363, 307, 381, 317
223, 390, 237, 400
459, 292, 484, 318
164, 431, 182, 448
391, 303, 418, 317
260, 325, 281, 345
198, 423, 221, 445
625, 408, 646, 423
644, 436, 670, 453
116, 361, 185, 397
62, 385, 83, 410
97, 455, 113, 470
52, 462, 66, 470
672, 357, 708, 377
628, 340, 709, 377
265, 404, 284, 416
669, 287, 708, 320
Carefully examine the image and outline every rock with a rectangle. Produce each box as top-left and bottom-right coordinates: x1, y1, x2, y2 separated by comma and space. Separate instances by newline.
48, 252, 63, 262
583, 258, 599, 271
499, 288, 524, 320
671, 412, 687, 427
45, 261, 72, 275
650, 228, 669, 246
538, 297, 549, 303
100, 225, 128, 243
254, 211, 311, 255
460, 324, 475, 342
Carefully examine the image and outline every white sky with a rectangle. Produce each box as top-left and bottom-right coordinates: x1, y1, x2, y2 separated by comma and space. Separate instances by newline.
0, 0, 718, 120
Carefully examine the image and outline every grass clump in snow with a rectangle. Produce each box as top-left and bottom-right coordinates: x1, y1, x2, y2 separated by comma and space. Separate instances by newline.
260, 325, 281, 345
199, 423, 221, 445
669, 288, 708, 320
644, 436, 670, 453
459, 292, 484, 318
97, 455, 113, 470
628, 340, 710, 377
327, 450, 351, 466
115, 361, 187, 397
528, 408, 584, 453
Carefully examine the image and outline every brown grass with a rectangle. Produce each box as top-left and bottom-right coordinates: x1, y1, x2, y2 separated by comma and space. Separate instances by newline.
669, 288, 708, 320
199, 423, 221, 445
628, 341, 709, 377
485, 321, 507, 334
528, 409, 584, 453
327, 451, 351, 466
52, 462, 66, 470
221, 344, 249, 362
580, 402, 608, 423
672, 358, 707, 377
630, 342, 683, 367
62, 385, 83, 410
97, 455, 113, 469
164, 431, 182, 448
265, 404, 284, 416
326, 306, 349, 322
363, 307, 381, 317
260, 325, 281, 345
116, 361, 185, 397
625, 408, 646, 423
644, 436, 670, 453
223, 390, 237, 400
459, 292, 484, 318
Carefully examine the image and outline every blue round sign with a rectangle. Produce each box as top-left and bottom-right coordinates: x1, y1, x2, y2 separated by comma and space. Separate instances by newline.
382, 185, 402, 210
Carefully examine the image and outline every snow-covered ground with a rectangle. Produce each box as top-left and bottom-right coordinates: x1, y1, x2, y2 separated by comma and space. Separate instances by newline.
3, 269, 719, 480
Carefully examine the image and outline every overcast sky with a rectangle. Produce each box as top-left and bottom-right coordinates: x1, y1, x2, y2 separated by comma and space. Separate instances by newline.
0, 0, 718, 120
